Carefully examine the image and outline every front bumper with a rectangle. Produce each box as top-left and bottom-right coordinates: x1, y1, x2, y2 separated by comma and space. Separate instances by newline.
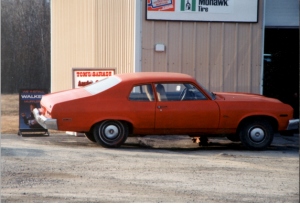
33, 108, 58, 130
286, 119, 299, 130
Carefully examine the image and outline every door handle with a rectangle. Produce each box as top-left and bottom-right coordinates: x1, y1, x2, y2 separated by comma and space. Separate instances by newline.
157, 106, 167, 109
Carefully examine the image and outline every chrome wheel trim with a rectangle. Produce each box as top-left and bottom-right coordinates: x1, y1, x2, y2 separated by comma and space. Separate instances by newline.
249, 127, 265, 142
104, 125, 119, 139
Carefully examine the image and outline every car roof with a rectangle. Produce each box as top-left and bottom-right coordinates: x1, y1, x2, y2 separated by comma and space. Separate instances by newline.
115, 72, 194, 83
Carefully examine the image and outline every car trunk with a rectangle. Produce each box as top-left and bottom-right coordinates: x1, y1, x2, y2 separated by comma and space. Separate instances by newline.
40, 88, 91, 114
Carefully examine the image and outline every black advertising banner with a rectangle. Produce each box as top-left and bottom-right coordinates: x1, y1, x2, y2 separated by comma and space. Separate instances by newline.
19, 89, 48, 135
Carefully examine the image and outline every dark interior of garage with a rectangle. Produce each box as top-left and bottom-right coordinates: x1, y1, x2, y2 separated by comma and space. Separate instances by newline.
263, 28, 299, 118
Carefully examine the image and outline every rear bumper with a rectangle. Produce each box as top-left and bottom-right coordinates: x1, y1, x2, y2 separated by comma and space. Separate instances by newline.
33, 108, 58, 130
286, 119, 299, 130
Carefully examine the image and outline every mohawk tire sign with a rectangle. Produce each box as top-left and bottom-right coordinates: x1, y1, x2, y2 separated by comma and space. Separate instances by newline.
146, 0, 258, 22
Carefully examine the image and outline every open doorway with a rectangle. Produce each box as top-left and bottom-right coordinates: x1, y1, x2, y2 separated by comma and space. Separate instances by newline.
263, 28, 299, 118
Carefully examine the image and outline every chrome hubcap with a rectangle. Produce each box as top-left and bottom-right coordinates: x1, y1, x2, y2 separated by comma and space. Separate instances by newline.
249, 127, 265, 142
104, 125, 119, 139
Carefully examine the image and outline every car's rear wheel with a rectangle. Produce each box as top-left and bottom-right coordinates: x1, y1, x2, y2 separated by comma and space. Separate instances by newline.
239, 119, 274, 150
93, 120, 128, 148
84, 132, 96, 143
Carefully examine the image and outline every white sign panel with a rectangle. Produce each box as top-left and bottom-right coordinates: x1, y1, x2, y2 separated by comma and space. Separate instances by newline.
146, 0, 258, 22
72, 68, 115, 88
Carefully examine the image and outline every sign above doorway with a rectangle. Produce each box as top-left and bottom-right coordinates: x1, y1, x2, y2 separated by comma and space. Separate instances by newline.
146, 0, 258, 22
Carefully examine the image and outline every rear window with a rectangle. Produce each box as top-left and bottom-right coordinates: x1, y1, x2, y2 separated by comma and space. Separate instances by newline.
129, 84, 154, 101
84, 76, 121, 95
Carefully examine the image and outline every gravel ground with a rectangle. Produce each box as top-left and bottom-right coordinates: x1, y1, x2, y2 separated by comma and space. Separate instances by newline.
1, 133, 299, 202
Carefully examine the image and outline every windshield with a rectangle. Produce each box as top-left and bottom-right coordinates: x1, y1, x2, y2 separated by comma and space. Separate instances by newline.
84, 76, 121, 95
197, 81, 216, 100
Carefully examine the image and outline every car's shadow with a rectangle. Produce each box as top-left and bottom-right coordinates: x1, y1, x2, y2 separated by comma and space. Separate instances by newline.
122, 135, 299, 152
122, 141, 244, 151
121, 140, 299, 152
21, 134, 299, 153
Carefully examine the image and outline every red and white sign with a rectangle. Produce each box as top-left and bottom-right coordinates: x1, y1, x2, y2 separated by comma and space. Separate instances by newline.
72, 68, 115, 88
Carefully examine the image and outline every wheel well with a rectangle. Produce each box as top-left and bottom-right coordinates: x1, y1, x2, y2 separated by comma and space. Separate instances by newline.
237, 116, 278, 133
121, 120, 134, 134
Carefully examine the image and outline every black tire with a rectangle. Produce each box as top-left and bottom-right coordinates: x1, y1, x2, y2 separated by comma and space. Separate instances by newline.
239, 119, 274, 150
226, 134, 240, 142
93, 120, 128, 148
84, 132, 96, 143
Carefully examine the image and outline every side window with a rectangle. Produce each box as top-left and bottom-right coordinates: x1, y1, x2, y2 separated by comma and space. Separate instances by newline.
129, 84, 154, 101
155, 83, 207, 101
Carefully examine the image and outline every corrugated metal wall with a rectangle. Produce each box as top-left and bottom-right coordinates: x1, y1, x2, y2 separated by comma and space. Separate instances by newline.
141, 0, 264, 94
52, 0, 264, 93
51, 0, 135, 92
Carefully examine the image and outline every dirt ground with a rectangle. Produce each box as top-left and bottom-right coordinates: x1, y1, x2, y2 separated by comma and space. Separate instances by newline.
1, 94, 19, 134
1, 94, 299, 202
1, 133, 299, 203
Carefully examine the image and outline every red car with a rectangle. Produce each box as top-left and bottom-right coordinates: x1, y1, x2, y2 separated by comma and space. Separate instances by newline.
33, 72, 299, 150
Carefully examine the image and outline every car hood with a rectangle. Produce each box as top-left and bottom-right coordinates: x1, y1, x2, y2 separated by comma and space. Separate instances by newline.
214, 92, 282, 103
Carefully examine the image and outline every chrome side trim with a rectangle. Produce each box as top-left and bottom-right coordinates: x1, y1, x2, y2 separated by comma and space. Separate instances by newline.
286, 119, 299, 130
33, 108, 58, 130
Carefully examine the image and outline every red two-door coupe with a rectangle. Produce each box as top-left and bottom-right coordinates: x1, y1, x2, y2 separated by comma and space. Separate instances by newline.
33, 72, 299, 150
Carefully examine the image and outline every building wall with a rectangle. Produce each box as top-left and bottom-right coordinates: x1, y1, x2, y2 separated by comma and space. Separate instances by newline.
51, 0, 264, 94
141, 0, 264, 93
51, 0, 135, 92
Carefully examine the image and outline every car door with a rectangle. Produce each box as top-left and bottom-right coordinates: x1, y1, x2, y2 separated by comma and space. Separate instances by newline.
128, 84, 156, 134
154, 83, 220, 134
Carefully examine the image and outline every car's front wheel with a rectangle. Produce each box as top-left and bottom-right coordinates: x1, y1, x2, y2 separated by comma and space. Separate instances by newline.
239, 119, 274, 150
93, 120, 128, 148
